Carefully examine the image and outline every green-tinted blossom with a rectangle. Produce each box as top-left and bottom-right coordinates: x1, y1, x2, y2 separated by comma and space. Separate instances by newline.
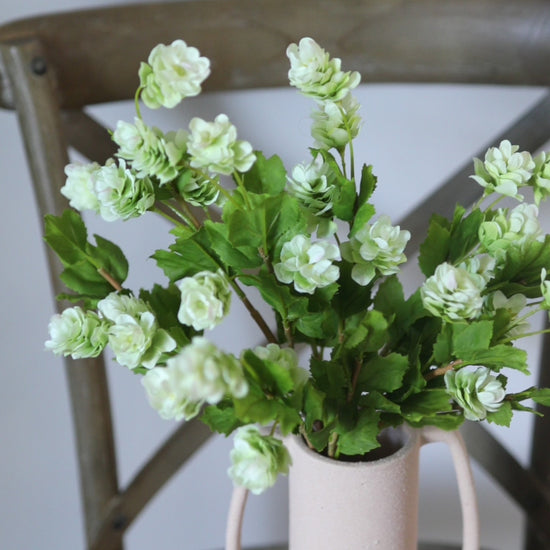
252, 343, 309, 388
311, 93, 361, 150
286, 37, 361, 102
45, 307, 108, 359
98, 293, 176, 369
166, 337, 248, 405
176, 269, 232, 331
479, 203, 543, 261
490, 290, 529, 338
531, 151, 550, 205
458, 255, 496, 288
445, 366, 505, 421
94, 159, 155, 222
187, 114, 256, 175
113, 118, 187, 184
470, 140, 535, 199
288, 154, 336, 216
61, 162, 101, 212
421, 263, 485, 322
141, 365, 203, 421
176, 171, 220, 207
139, 39, 211, 109
228, 426, 291, 494
274, 234, 340, 294
341, 215, 410, 286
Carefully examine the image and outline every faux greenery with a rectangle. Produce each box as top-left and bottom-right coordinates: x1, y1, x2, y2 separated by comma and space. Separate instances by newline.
45, 37, 550, 494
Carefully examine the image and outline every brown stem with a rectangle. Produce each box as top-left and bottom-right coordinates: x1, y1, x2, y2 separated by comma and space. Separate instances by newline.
347, 357, 363, 402
424, 359, 464, 382
231, 278, 278, 344
98, 268, 123, 291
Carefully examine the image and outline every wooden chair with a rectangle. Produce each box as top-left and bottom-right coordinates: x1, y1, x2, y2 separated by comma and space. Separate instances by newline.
1, 1, 549, 548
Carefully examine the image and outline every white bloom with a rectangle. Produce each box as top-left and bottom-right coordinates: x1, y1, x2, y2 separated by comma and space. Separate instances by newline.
98, 293, 176, 369
274, 234, 341, 294
311, 93, 361, 150
471, 140, 535, 199
286, 37, 361, 102
169, 337, 248, 405
176, 171, 219, 207
94, 159, 155, 221
113, 118, 187, 184
531, 151, 550, 205
445, 366, 505, 421
341, 215, 410, 286
421, 263, 485, 321
139, 40, 211, 109
61, 162, 101, 212
289, 155, 335, 215
187, 114, 255, 175
177, 269, 232, 331
45, 307, 108, 359
228, 426, 291, 494
479, 203, 543, 260
458, 255, 496, 288
141, 365, 203, 421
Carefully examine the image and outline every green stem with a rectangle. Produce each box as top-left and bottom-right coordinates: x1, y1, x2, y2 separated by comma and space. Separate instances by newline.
233, 171, 252, 209
501, 327, 550, 345
134, 87, 143, 120
327, 431, 339, 459
97, 268, 123, 291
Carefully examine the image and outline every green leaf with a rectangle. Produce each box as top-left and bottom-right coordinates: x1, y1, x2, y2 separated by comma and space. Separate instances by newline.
344, 309, 388, 352
44, 210, 89, 266
358, 353, 409, 393
360, 391, 401, 414
92, 234, 129, 284
60, 261, 114, 298
336, 408, 381, 456
242, 349, 295, 396
310, 358, 349, 401
350, 202, 376, 238
401, 389, 453, 419
452, 321, 493, 356
204, 221, 262, 270
530, 388, 550, 407
461, 345, 528, 373
358, 164, 377, 206
332, 178, 357, 222
296, 310, 339, 340
242, 152, 287, 195
433, 324, 453, 364
153, 227, 220, 281
448, 207, 484, 263
418, 214, 451, 277
487, 401, 513, 426
202, 403, 243, 435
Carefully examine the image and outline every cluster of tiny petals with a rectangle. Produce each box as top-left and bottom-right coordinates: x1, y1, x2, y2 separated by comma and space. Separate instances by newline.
479, 203, 543, 260
187, 114, 256, 175
341, 215, 410, 286
531, 151, 550, 205
45, 307, 108, 359
471, 139, 535, 199
176, 269, 232, 331
94, 159, 156, 222
98, 293, 176, 370
61, 162, 102, 212
311, 93, 361, 150
445, 366, 505, 421
421, 263, 485, 322
289, 155, 335, 216
141, 365, 202, 421
228, 425, 291, 495
489, 290, 529, 338
165, 337, 248, 405
252, 344, 309, 387
113, 118, 187, 184
274, 234, 341, 294
139, 39, 211, 109
286, 37, 361, 102
176, 171, 220, 207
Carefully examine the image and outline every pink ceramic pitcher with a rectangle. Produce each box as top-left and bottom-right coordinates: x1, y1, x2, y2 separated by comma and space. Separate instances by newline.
226, 426, 479, 550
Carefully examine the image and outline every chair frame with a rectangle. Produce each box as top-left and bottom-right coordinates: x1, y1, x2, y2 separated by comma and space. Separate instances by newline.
1, 1, 550, 548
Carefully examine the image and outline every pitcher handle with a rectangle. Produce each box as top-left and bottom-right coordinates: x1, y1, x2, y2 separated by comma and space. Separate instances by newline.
225, 485, 248, 550
420, 426, 480, 550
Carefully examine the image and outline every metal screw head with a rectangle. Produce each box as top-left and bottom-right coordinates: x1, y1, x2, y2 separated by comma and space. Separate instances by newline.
30, 57, 47, 76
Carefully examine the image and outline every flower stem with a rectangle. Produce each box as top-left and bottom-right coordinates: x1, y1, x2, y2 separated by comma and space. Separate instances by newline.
97, 268, 123, 291
230, 278, 278, 344
424, 359, 463, 381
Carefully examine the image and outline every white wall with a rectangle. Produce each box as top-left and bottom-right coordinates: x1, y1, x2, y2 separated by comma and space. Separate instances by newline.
0, 1, 547, 549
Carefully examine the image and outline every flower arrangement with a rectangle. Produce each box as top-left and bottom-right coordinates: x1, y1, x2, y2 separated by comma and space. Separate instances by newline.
45, 37, 550, 495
